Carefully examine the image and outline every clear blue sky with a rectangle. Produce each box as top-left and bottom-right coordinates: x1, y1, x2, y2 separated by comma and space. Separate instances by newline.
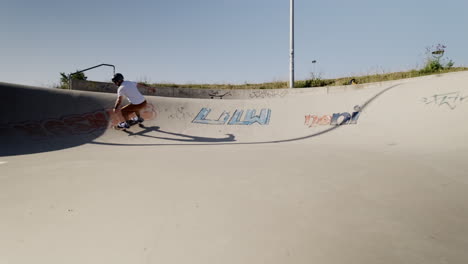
1, 0, 467, 87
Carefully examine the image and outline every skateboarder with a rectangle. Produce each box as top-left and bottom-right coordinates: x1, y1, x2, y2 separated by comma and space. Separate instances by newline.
112, 73, 149, 129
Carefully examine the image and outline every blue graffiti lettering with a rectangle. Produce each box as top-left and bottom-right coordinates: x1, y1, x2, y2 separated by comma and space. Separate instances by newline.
193, 108, 271, 125
305, 106, 362, 127
193, 108, 230, 125
350, 111, 361, 124
228, 109, 271, 125
330, 112, 352, 126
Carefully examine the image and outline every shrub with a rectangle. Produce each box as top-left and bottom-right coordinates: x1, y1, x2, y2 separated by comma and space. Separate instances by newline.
58, 71, 87, 89
420, 59, 444, 74
419, 43, 455, 74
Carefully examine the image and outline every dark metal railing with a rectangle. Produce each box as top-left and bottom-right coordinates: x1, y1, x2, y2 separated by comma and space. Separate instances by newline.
68, 64, 116, 89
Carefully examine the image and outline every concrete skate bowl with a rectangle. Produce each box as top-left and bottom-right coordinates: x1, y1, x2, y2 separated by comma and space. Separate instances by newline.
0, 83, 116, 156
2, 72, 468, 264
2, 72, 468, 152
72, 71, 468, 151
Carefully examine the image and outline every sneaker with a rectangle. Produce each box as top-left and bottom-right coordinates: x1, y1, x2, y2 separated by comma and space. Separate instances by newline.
116, 122, 130, 129
132, 116, 144, 124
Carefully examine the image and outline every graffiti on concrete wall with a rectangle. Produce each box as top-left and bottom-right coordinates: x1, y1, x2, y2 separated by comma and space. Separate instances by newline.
421, 91, 467, 110
168, 106, 194, 120
11, 111, 108, 138
305, 106, 361, 127
9, 104, 156, 138
193, 108, 271, 125
208, 91, 232, 99
249, 90, 288, 99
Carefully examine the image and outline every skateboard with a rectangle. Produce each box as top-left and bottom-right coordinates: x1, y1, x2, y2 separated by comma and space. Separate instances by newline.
114, 120, 145, 131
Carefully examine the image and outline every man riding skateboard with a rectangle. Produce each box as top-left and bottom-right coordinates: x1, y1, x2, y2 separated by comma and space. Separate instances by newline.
112, 73, 149, 129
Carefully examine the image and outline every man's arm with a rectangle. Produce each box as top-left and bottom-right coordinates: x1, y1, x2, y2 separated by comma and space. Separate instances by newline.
113, 96, 123, 113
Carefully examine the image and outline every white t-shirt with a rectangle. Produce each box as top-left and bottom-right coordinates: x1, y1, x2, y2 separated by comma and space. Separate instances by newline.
117, 81, 145, 105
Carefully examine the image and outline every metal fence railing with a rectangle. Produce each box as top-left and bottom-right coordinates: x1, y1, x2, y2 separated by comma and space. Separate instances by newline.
68, 64, 116, 90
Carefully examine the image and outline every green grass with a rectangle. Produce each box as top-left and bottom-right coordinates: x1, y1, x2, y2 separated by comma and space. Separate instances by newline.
146, 67, 468, 90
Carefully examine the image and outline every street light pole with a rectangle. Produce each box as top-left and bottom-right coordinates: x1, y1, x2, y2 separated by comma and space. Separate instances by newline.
312, 60, 317, 79
289, 0, 294, 88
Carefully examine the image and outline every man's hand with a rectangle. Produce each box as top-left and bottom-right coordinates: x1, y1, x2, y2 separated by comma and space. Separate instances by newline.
114, 96, 123, 113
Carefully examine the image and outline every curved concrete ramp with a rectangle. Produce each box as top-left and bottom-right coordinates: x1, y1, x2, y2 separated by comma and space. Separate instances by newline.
2, 72, 468, 264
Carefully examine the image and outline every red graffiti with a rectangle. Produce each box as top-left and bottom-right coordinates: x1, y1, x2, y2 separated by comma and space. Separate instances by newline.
9, 104, 157, 138
304, 115, 332, 127
305, 109, 361, 127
